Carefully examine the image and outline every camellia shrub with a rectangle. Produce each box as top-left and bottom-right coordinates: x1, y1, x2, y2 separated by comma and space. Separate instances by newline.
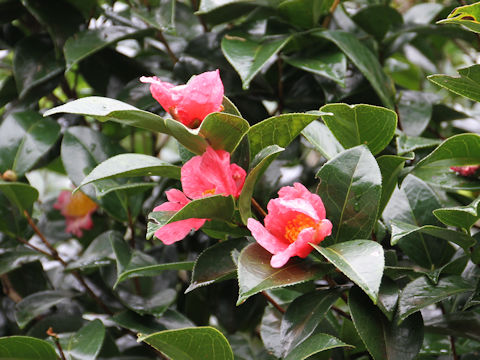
1, 0, 480, 359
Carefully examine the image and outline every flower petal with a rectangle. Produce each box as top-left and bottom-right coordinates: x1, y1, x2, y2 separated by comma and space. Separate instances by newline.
278, 183, 326, 219
247, 218, 288, 255
154, 218, 206, 245
270, 227, 316, 268
181, 154, 216, 199
140, 76, 178, 114
65, 213, 94, 238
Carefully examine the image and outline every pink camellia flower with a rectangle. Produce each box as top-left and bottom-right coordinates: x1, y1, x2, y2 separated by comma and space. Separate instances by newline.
247, 183, 332, 268
451, 165, 480, 177
153, 146, 246, 245
54, 190, 98, 237
140, 70, 224, 129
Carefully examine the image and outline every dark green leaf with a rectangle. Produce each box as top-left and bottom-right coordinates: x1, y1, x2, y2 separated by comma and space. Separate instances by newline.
248, 113, 320, 158
312, 240, 384, 303
79, 153, 180, 189
139, 327, 234, 360
413, 167, 480, 191
349, 286, 424, 360
398, 275, 475, 322
428, 65, 480, 102
132, 2, 175, 32
0, 249, 44, 276
301, 120, 344, 160
396, 134, 441, 156
315, 30, 395, 109
316, 145, 382, 243
377, 278, 399, 322
66, 320, 105, 360
284, 52, 346, 86
260, 307, 283, 358
320, 103, 397, 155
221, 35, 291, 89
0, 111, 61, 176
425, 311, 480, 341
284, 333, 352, 360
277, 0, 330, 29
377, 155, 408, 217
0, 336, 57, 360
352, 5, 403, 41
280, 289, 341, 355
238, 145, 284, 224
16, 290, 74, 329
0, 180, 38, 214
397, 91, 435, 137
186, 238, 250, 292
237, 243, 330, 304
433, 197, 480, 231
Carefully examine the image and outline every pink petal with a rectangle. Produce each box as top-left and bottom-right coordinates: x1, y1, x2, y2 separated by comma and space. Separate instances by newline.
247, 218, 288, 255
154, 189, 191, 212
140, 76, 178, 113
181, 155, 217, 199
65, 213, 94, 238
278, 183, 326, 219
270, 227, 316, 268
53, 190, 72, 214
229, 163, 247, 197
154, 218, 206, 245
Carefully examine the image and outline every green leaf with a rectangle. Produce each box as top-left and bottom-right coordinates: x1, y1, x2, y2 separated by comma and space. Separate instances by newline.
221, 34, 291, 90
66, 320, 105, 360
312, 240, 384, 303
280, 289, 342, 355
64, 26, 151, 72
437, 2, 480, 33
45, 97, 249, 155
316, 145, 382, 243
377, 155, 408, 217
15, 290, 74, 329
349, 286, 424, 360
390, 220, 476, 251
132, 2, 175, 32
13, 35, 63, 99
237, 243, 330, 305
352, 5, 403, 41
425, 311, 480, 342
398, 275, 475, 322
433, 197, 480, 231
186, 238, 250, 292
428, 65, 480, 102
277, 0, 331, 29
396, 134, 441, 156
320, 103, 397, 155
78, 153, 180, 189
397, 91, 435, 137
0, 180, 38, 214
0, 248, 45, 276
139, 327, 234, 360
147, 195, 235, 239
377, 278, 399, 322
248, 113, 320, 158
238, 145, 284, 224
117, 262, 194, 289
260, 307, 284, 358
413, 167, 480, 191
315, 30, 395, 109
284, 52, 346, 86
0, 111, 61, 176
301, 120, 344, 160
284, 333, 352, 360
0, 336, 57, 360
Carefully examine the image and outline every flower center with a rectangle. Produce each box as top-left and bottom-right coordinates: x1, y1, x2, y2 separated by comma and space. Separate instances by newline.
284, 214, 316, 243
202, 188, 216, 197
65, 192, 97, 217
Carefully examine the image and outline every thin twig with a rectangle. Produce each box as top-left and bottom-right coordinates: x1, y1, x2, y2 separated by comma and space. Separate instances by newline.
251, 198, 267, 218
16, 236, 54, 258
1, 275, 22, 303
331, 305, 351, 320
190, 0, 209, 32
47, 328, 67, 360
322, 0, 341, 28
324, 275, 348, 304
439, 303, 458, 360
261, 291, 285, 314
276, 58, 284, 114
156, 31, 178, 63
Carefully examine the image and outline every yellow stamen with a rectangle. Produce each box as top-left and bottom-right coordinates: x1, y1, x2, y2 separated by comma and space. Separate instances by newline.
65, 191, 97, 217
202, 188, 216, 196
284, 214, 316, 243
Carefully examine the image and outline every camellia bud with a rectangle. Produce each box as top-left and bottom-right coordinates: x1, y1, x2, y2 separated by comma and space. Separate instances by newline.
2, 170, 18, 182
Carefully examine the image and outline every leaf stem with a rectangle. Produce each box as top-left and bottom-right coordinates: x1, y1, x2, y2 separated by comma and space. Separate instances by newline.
155, 31, 178, 64
261, 291, 285, 314
47, 328, 67, 360
331, 305, 351, 320
251, 198, 267, 219
322, 0, 341, 28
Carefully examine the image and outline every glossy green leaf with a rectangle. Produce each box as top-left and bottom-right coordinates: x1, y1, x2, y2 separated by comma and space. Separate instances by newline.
239, 145, 284, 224
132, 2, 175, 32
147, 195, 235, 239
320, 103, 397, 155
413, 167, 480, 191
139, 327, 234, 360
0, 180, 38, 214
398, 275, 475, 322
390, 220, 476, 251
0, 248, 45, 276
352, 5, 403, 41
284, 333, 352, 360
396, 134, 441, 155
13, 35, 63, 98
301, 120, 344, 160
425, 311, 480, 341
312, 240, 384, 303
64, 26, 151, 72
197, 0, 276, 13
377, 155, 408, 217
117, 262, 194, 289
437, 2, 480, 33
248, 113, 320, 158
0, 336, 57, 360
186, 238, 250, 292
260, 307, 284, 359
0, 111, 61, 176
79, 153, 180, 189
316, 145, 382, 243
45, 97, 249, 155
16, 290, 74, 329
278, 0, 330, 29
428, 65, 480, 102
377, 278, 399, 322
66, 231, 119, 271
315, 30, 395, 109
280, 289, 342, 355
397, 91, 435, 137
433, 197, 480, 231
237, 243, 330, 305
221, 35, 291, 89
66, 320, 105, 360
349, 286, 424, 360
284, 52, 346, 86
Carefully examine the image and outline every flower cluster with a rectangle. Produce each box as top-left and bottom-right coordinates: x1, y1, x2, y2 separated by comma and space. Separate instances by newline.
54, 189, 98, 237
